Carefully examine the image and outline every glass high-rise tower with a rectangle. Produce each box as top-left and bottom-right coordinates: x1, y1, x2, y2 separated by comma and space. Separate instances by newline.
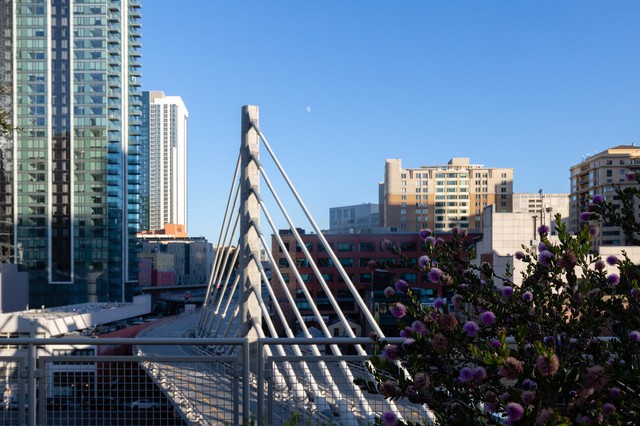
0, 0, 142, 306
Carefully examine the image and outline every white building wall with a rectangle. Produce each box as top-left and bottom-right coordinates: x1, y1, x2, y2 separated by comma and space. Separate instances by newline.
148, 93, 188, 232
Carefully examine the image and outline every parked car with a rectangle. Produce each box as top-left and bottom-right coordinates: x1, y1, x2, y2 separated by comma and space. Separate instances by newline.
130, 399, 160, 410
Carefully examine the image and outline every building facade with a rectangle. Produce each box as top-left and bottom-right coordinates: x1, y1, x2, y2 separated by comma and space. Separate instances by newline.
138, 235, 214, 287
380, 158, 514, 232
512, 192, 570, 235
0, 1, 142, 306
328, 203, 379, 234
271, 230, 479, 336
570, 146, 640, 247
141, 91, 188, 232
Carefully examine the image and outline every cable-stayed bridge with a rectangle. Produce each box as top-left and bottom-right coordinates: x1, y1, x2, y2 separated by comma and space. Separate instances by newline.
135, 106, 434, 425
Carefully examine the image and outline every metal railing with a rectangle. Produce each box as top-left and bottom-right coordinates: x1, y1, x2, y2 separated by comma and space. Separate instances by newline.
0, 336, 427, 426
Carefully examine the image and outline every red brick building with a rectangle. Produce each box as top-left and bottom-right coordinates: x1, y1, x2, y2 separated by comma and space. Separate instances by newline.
271, 230, 479, 336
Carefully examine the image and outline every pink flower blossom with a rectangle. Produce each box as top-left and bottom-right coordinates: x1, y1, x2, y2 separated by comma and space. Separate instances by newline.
506, 402, 525, 421
536, 354, 560, 376
390, 303, 407, 318
418, 229, 432, 240
499, 357, 523, 380
394, 279, 409, 293
418, 255, 430, 268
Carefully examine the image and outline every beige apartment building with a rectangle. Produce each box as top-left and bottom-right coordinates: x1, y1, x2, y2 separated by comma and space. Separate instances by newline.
380, 158, 514, 232
570, 145, 640, 247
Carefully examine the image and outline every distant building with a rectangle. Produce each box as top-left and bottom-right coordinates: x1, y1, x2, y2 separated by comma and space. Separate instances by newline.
138, 235, 213, 287
141, 91, 189, 232
380, 158, 514, 233
569, 145, 640, 247
473, 205, 561, 287
512, 193, 570, 235
328, 203, 380, 234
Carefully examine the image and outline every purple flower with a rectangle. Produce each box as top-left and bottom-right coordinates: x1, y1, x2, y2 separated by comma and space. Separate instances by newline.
515, 251, 525, 260
579, 211, 591, 223
383, 287, 395, 298
382, 345, 400, 361
521, 379, 537, 390
506, 402, 525, 421
502, 286, 514, 299
425, 236, 436, 246
539, 250, 554, 267
418, 255, 430, 268
452, 294, 463, 306
459, 367, 475, 382
609, 387, 621, 398
480, 311, 496, 326
418, 228, 432, 240
538, 242, 547, 252
603, 402, 616, 415
394, 279, 409, 293
412, 320, 427, 334
435, 238, 445, 246
380, 410, 398, 426
491, 338, 502, 348
625, 172, 636, 182
629, 330, 640, 342
593, 194, 604, 203
380, 239, 392, 251
474, 366, 487, 381
433, 298, 445, 309
606, 255, 619, 266
431, 334, 448, 354
607, 273, 620, 286
399, 327, 413, 338
390, 303, 407, 318
522, 291, 533, 302
463, 321, 479, 337
414, 372, 429, 390
428, 267, 443, 284
594, 259, 606, 271
521, 390, 536, 406
538, 225, 550, 235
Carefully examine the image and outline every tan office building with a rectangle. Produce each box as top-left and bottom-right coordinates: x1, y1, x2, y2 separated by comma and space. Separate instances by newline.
380, 158, 514, 232
570, 145, 640, 247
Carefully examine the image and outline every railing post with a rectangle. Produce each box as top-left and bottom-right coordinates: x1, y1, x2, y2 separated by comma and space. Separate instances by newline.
239, 105, 262, 343
27, 342, 35, 426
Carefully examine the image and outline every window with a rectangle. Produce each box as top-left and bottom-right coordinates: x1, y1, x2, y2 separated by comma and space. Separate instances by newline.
278, 258, 289, 268
359, 242, 376, 252
339, 258, 354, 267
338, 242, 354, 252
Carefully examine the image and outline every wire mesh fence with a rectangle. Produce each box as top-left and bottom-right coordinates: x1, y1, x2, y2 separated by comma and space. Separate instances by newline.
0, 337, 427, 426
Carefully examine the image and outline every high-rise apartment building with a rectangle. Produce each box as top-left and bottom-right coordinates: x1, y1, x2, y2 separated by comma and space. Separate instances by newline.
570, 145, 640, 247
141, 91, 188, 233
380, 158, 514, 232
0, 1, 142, 306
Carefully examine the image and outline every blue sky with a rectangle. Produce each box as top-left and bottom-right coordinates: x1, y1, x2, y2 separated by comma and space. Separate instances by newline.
141, 1, 639, 242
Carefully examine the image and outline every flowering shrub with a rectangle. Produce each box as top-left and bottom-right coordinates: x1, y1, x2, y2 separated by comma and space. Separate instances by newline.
357, 187, 640, 425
